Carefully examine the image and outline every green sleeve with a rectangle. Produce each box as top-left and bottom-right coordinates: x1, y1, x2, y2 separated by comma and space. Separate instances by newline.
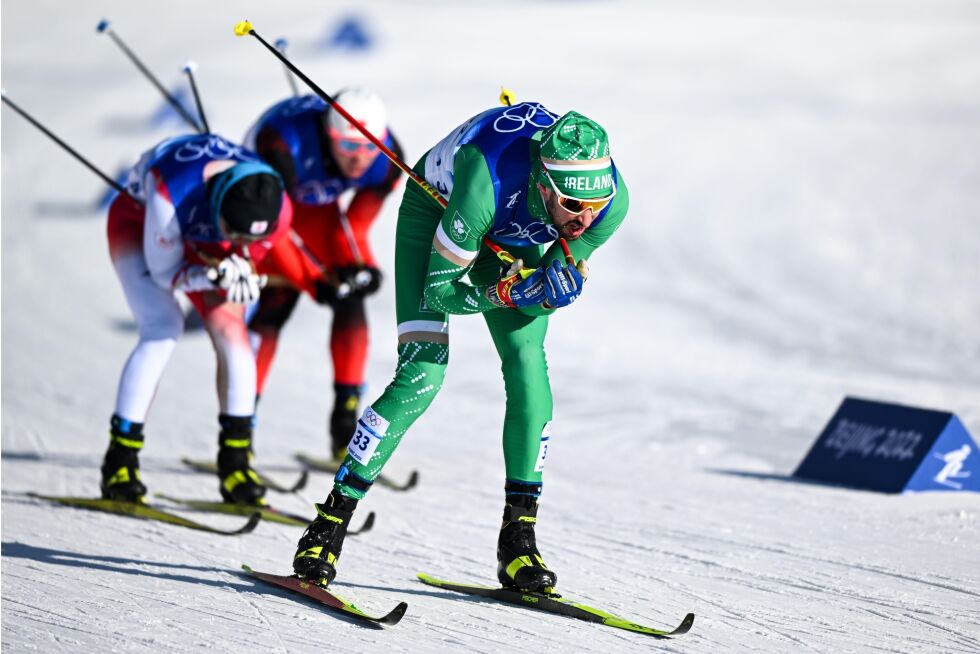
517, 170, 630, 317
421, 144, 501, 315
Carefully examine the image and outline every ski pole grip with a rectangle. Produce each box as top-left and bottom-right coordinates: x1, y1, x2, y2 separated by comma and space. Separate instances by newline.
559, 238, 574, 265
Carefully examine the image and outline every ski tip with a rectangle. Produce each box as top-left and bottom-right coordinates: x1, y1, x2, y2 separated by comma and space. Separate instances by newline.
241, 563, 254, 574
671, 612, 696, 636
379, 601, 409, 626
236, 511, 263, 535
404, 470, 420, 490
353, 511, 376, 535
290, 470, 310, 493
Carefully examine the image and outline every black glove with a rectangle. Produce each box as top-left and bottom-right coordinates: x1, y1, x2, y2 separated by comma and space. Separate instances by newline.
313, 279, 349, 307
334, 265, 383, 298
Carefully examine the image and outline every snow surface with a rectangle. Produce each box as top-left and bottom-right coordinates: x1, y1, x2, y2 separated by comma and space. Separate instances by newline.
3, 1, 979, 652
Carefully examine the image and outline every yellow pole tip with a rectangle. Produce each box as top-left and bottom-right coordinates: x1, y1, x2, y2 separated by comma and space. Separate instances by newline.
499, 87, 516, 106
234, 20, 253, 37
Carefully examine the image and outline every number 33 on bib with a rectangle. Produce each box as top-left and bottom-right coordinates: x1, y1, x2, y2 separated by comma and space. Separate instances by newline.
346, 407, 390, 465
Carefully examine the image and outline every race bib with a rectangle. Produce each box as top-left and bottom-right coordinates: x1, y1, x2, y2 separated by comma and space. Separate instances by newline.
534, 422, 552, 473
347, 406, 390, 466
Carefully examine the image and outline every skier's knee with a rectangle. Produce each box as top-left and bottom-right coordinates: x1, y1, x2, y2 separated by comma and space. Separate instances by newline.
138, 313, 184, 342
498, 343, 547, 376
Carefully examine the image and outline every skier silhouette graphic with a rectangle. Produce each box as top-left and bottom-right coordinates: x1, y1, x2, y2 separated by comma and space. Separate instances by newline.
933, 444, 972, 489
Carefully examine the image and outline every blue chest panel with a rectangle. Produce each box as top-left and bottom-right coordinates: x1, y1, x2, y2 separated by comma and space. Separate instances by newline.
254, 95, 394, 205
140, 134, 262, 243
439, 103, 613, 248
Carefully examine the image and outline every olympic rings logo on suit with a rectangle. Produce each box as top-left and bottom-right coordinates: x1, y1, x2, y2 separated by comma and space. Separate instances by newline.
293, 178, 346, 205
495, 220, 558, 245
364, 409, 383, 428
492, 103, 560, 134
174, 136, 260, 163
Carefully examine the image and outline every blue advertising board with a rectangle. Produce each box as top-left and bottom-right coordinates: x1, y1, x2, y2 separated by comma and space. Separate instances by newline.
794, 397, 978, 493
318, 17, 373, 53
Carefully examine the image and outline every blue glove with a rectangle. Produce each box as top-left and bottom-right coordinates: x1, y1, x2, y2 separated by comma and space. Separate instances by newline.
543, 260, 584, 308
488, 260, 547, 308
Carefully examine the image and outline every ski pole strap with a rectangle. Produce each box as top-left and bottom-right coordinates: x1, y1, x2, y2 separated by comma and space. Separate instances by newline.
483, 237, 517, 266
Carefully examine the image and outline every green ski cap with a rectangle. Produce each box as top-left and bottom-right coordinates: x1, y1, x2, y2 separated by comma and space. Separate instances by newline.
538, 111, 613, 200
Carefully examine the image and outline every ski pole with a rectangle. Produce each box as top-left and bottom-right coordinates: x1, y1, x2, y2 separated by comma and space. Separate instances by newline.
97, 19, 204, 133
233, 21, 565, 271
335, 211, 376, 290
271, 34, 367, 287
1, 92, 141, 205
234, 20, 446, 210
289, 230, 354, 299
181, 61, 210, 134
273, 38, 300, 97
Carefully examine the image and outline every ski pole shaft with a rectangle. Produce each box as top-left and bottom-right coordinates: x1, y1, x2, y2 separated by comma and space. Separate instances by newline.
1, 92, 140, 204
234, 21, 447, 210
97, 19, 203, 133
181, 61, 210, 134
234, 21, 520, 267
337, 211, 364, 266
559, 238, 574, 265
289, 230, 353, 298
273, 38, 300, 97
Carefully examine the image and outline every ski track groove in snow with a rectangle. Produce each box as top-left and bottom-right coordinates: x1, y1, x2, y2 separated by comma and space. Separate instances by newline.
889, 610, 980, 652
4, 598, 139, 651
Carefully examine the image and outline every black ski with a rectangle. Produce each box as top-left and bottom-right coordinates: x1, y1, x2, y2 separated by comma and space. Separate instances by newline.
417, 573, 694, 638
181, 457, 308, 493
156, 494, 375, 534
294, 452, 419, 491
241, 564, 407, 627
28, 493, 261, 535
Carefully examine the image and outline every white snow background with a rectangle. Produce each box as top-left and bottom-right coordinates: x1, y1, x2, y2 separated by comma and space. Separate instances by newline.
2, 1, 979, 652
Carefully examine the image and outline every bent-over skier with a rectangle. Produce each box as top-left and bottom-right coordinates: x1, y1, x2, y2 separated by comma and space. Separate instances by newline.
102, 133, 292, 506
292, 103, 629, 592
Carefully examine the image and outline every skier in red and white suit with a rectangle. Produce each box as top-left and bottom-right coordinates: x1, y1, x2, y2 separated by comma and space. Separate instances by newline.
102, 132, 294, 506
245, 87, 403, 460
